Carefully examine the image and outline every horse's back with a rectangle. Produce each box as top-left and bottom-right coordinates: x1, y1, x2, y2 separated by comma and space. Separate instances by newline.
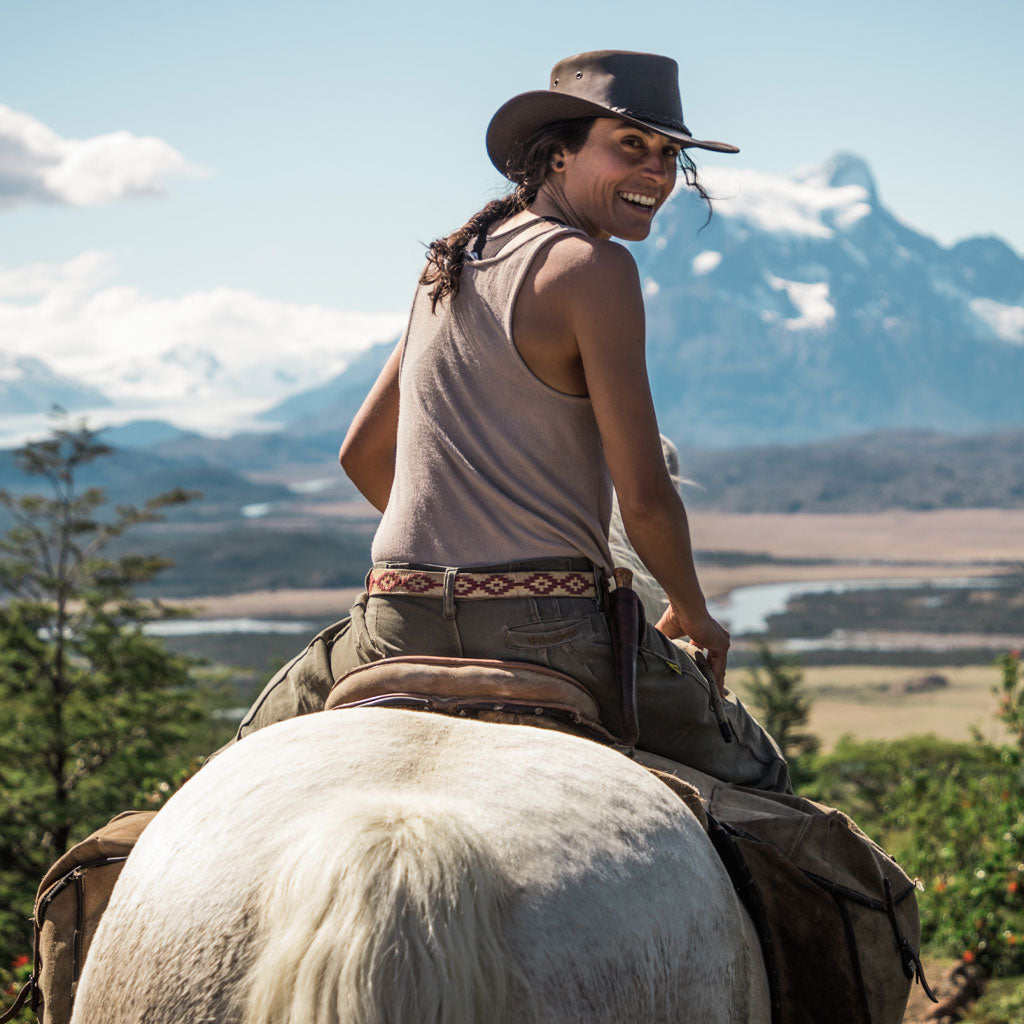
73, 709, 768, 1024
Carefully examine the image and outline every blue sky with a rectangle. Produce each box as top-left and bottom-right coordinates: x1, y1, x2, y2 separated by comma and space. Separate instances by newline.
2, 0, 1022, 320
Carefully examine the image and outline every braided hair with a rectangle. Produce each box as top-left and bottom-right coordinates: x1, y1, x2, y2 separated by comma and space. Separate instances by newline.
421, 118, 711, 311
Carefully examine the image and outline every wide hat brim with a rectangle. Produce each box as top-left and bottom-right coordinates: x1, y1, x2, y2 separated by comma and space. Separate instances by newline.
486, 90, 739, 179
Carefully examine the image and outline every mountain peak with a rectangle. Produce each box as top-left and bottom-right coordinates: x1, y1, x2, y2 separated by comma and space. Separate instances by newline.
815, 152, 878, 202
687, 153, 879, 241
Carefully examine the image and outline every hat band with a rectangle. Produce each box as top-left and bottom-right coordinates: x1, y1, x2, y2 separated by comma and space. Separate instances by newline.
607, 106, 690, 136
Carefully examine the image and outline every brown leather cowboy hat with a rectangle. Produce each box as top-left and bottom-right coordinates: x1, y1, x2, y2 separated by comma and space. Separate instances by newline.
486, 50, 738, 178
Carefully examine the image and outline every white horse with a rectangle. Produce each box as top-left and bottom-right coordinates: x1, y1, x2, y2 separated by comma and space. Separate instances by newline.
72, 706, 769, 1024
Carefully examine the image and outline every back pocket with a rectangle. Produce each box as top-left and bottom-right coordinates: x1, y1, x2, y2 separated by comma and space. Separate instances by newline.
503, 616, 597, 651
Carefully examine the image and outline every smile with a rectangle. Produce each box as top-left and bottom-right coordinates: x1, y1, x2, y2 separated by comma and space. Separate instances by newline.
618, 191, 656, 208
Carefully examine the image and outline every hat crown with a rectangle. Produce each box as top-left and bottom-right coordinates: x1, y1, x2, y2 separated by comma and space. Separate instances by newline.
485, 49, 737, 180
548, 50, 685, 133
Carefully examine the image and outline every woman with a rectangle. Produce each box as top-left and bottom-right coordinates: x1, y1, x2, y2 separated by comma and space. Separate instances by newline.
233, 50, 789, 792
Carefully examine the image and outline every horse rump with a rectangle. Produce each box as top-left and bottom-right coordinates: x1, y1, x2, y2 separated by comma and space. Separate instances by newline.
71, 710, 768, 1024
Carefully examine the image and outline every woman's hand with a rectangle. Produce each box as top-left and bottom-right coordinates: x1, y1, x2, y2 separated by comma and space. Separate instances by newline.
655, 603, 731, 697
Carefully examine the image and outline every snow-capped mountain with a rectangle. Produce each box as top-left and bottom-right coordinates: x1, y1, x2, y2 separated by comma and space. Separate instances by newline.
632, 152, 1024, 445
256, 152, 1024, 448
0, 353, 111, 414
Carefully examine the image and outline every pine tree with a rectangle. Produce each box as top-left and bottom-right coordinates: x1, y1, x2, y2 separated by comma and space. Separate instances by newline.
745, 640, 820, 784
0, 418, 204, 960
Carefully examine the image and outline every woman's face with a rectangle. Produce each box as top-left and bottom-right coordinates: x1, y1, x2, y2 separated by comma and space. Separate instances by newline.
550, 117, 680, 241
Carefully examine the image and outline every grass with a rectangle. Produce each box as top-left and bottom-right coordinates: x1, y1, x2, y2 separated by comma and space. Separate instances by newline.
732, 664, 1012, 750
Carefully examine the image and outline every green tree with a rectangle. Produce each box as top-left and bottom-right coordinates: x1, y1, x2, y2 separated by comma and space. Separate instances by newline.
992, 650, 1023, 750
0, 419, 205, 961
745, 640, 820, 784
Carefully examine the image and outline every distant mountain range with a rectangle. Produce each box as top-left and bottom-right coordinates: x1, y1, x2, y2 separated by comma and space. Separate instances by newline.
633, 152, 1024, 445
6, 422, 1022, 522
4, 151, 1023, 447
258, 341, 395, 438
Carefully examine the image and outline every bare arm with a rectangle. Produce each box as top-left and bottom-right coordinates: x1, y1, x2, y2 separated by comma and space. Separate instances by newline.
552, 239, 731, 689
337, 339, 403, 514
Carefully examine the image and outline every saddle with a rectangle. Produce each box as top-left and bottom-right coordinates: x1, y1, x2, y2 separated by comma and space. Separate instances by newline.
324, 655, 622, 745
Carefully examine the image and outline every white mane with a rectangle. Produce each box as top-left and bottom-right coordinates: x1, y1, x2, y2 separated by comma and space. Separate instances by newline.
608, 434, 686, 620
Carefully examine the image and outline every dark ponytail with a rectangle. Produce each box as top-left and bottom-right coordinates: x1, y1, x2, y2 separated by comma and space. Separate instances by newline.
419, 192, 529, 312
420, 119, 594, 311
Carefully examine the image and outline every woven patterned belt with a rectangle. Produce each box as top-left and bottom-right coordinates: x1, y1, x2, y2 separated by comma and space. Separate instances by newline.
367, 567, 598, 600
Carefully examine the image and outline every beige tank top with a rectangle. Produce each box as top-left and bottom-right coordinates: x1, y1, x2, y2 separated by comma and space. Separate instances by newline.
371, 217, 614, 571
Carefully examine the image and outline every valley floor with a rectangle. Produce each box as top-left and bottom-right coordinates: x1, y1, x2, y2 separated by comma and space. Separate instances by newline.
180, 508, 1024, 617
165, 510, 1023, 748
689, 508, 1024, 567
734, 664, 1012, 750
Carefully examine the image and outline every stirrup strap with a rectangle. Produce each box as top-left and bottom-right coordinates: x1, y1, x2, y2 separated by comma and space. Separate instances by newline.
0, 975, 35, 1023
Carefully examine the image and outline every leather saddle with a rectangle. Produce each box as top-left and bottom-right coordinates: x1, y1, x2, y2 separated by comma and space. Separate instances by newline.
325, 655, 620, 745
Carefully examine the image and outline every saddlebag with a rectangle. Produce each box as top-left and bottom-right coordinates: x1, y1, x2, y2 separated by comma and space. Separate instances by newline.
2, 810, 155, 1024
646, 756, 931, 1024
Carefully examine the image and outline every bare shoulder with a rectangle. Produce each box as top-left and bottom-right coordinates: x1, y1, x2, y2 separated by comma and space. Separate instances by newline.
541, 234, 639, 283
533, 234, 642, 313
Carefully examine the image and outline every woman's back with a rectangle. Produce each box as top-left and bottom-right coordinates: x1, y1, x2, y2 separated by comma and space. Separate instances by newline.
372, 217, 613, 570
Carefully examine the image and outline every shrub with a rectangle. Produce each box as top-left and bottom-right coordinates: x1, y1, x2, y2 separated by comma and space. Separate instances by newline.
961, 977, 1024, 1024
806, 729, 1024, 975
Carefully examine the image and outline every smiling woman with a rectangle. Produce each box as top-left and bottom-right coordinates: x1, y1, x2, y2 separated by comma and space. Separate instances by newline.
229, 49, 790, 792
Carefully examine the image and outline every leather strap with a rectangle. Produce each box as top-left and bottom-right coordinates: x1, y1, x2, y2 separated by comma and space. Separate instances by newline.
0, 976, 35, 1023
607, 567, 642, 749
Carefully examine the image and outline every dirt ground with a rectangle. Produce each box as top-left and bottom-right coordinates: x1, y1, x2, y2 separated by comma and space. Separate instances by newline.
903, 958, 955, 1023
177, 587, 363, 620
179, 510, 1024, 618
689, 508, 1024, 566
180, 510, 1024, 619
736, 664, 1013, 750
696, 561, 1006, 602
177, 567, 1017, 620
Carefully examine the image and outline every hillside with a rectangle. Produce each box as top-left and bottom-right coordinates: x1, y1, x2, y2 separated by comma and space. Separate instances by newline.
0, 442, 292, 522
6, 426, 1021, 524
679, 429, 1024, 512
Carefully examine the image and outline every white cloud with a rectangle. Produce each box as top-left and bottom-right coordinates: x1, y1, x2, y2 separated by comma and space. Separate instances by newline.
0, 252, 407, 416
691, 250, 722, 276
0, 251, 112, 299
766, 273, 835, 330
0, 104, 207, 210
970, 297, 1024, 345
